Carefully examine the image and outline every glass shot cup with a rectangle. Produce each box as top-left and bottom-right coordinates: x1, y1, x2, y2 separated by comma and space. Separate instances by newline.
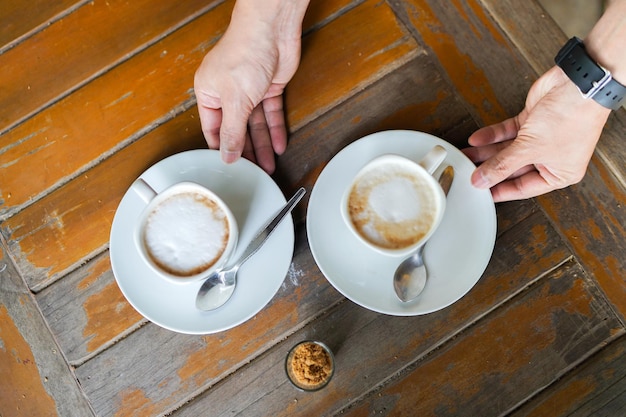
285, 340, 335, 391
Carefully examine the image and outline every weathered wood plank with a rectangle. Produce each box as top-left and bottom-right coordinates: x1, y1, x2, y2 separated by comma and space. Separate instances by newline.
339, 260, 624, 417
1, 0, 427, 290
278, 56, 472, 195
5, 109, 206, 291
31, 50, 482, 364
537, 157, 626, 320
0, 239, 95, 416
286, 0, 421, 129
79, 208, 565, 416
171, 212, 586, 416
0, 0, 217, 135
481, 0, 626, 184
0, 0, 399, 219
511, 334, 626, 416
73, 223, 344, 417
391, 0, 534, 126
35, 252, 146, 365
0, 0, 231, 220
0, 0, 83, 51
477, 0, 626, 322
22, 39, 532, 364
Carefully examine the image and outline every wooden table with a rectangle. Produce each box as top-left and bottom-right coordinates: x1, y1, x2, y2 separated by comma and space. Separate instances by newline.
2, 0, 626, 415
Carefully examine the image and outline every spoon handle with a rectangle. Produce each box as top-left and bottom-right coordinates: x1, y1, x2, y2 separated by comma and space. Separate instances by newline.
232, 187, 306, 267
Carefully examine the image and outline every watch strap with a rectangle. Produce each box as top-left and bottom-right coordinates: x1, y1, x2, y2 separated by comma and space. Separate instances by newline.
555, 37, 625, 110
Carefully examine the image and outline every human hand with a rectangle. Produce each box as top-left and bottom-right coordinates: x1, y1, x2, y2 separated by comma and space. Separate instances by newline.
462, 66, 611, 202
194, 1, 306, 174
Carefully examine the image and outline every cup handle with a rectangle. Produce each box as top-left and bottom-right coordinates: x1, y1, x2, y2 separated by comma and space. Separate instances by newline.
132, 178, 157, 204
418, 145, 447, 175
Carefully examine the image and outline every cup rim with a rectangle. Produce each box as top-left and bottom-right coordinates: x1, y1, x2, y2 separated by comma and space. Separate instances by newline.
135, 181, 238, 284
285, 340, 335, 391
340, 153, 446, 257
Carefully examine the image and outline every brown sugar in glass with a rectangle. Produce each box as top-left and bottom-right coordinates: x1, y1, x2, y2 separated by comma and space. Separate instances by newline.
285, 341, 335, 391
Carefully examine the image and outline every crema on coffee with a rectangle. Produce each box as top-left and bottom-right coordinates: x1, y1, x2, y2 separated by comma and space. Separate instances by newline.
143, 191, 230, 277
347, 159, 441, 250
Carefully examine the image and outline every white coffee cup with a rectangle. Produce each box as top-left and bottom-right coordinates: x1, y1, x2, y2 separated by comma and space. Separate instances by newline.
133, 180, 238, 284
341, 145, 447, 257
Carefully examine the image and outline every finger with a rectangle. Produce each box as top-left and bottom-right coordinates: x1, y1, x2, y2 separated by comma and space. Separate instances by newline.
462, 140, 512, 164
262, 96, 288, 155
241, 131, 257, 164
220, 98, 254, 164
470, 140, 535, 190
490, 170, 554, 202
467, 116, 520, 147
248, 104, 276, 174
197, 106, 222, 149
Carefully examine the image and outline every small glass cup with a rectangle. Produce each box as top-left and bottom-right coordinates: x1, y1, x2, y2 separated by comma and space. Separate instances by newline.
285, 340, 335, 391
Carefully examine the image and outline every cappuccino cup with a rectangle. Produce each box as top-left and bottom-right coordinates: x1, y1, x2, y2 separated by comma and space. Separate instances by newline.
133, 180, 238, 284
341, 145, 447, 256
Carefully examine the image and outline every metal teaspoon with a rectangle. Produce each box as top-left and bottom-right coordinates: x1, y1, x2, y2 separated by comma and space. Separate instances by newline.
195, 187, 306, 311
393, 166, 454, 302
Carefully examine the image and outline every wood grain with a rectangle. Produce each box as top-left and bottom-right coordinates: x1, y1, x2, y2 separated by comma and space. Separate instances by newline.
511, 334, 626, 416
1, 0, 430, 291
0, 0, 83, 51
0, 240, 94, 417
341, 260, 624, 417
2, 0, 626, 414
171, 211, 603, 416
0, 0, 217, 135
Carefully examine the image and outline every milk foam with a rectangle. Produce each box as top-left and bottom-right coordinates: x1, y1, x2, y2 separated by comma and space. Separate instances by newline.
348, 161, 440, 249
143, 192, 229, 276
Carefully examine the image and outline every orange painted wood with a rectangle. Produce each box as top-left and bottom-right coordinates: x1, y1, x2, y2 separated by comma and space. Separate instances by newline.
0, 0, 232, 219
32, 49, 469, 364
1, 0, 424, 289
341, 260, 624, 416
2, 0, 626, 414
479, 0, 626, 321
0, 0, 216, 134
3, 108, 206, 290
0, 243, 94, 416
511, 334, 626, 416
0, 0, 82, 50
169, 213, 608, 417
537, 156, 626, 319
75, 208, 549, 416
287, 0, 420, 130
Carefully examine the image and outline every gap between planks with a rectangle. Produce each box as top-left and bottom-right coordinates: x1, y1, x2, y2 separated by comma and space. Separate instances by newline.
332, 255, 577, 415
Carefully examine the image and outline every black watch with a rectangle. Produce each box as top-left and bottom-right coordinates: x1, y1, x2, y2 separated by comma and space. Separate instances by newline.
555, 37, 625, 110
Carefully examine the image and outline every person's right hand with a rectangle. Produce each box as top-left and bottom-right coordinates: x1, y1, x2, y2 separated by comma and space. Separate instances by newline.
194, 1, 307, 174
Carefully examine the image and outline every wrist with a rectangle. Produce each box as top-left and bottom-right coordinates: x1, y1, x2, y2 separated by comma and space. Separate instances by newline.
233, 0, 309, 39
584, 0, 626, 83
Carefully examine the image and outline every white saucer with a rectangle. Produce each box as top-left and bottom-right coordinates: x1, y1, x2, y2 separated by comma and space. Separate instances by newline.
110, 150, 294, 334
307, 130, 497, 316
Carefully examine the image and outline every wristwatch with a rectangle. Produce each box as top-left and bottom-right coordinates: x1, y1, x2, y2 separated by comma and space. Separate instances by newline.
555, 37, 625, 110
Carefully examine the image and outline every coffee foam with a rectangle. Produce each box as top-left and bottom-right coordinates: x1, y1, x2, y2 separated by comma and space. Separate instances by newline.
143, 191, 230, 277
347, 161, 440, 250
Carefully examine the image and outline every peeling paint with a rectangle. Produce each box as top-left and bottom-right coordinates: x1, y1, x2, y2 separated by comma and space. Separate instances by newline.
0, 305, 57, 415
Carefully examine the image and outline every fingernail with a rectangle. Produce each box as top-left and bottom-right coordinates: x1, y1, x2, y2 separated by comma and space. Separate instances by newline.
221, 149, 241, 164
472, 170, 490, 189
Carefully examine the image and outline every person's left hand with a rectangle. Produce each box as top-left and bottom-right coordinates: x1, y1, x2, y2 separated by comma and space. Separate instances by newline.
462, 66, 611, 202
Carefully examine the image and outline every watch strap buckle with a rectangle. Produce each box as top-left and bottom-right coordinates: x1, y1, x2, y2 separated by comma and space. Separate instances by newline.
580, 65, 612, 99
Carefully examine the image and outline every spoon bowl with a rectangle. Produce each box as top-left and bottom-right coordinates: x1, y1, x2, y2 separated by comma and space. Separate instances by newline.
195, 267, 238, 311
195, 188, 305, 311
393, 244, 427, 302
